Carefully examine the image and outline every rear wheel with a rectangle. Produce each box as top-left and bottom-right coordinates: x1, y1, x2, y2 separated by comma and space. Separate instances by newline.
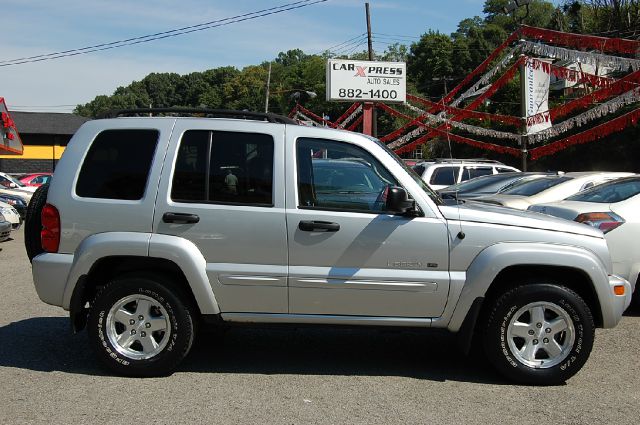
87, 275, 195, 377
483, 283, 595, 385
24, 183, 49, 262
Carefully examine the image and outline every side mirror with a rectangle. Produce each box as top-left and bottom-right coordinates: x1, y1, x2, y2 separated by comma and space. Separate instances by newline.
386, 186, 416, 215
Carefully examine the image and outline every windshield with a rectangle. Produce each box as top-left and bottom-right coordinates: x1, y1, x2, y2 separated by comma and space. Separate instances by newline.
0, 173, 26, 188
566, 177, 640, 203
371, 138, 443, 205
499, 176, 570, 196
444, 173, 522, 194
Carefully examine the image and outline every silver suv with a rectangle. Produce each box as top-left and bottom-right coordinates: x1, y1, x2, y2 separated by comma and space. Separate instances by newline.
26, 109, 632, 384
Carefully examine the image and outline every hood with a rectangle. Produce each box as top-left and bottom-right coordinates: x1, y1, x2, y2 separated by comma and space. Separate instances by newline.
439, 200, 603, 238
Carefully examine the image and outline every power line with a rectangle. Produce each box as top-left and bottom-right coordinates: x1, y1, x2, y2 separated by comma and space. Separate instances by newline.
316, 33, 367, 55
0, 0, 328, 67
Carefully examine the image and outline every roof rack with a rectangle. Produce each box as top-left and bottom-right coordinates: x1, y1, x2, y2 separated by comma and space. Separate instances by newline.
433, 158, 504, 164
99, 108, 298, 124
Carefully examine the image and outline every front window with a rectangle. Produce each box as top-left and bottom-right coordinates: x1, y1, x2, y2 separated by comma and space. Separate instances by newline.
296, 138, 398, 213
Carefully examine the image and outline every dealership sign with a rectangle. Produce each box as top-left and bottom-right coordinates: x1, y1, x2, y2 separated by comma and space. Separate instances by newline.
326, 59, 406, 103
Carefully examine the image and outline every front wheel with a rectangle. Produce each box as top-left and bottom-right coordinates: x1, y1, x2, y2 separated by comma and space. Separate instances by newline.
87, 276, 195, 377
483, 284, 595, 385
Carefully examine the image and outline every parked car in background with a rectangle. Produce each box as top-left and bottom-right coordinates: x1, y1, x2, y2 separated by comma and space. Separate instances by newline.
0, 200, 21, 230
0, 172, 38, 193
437, 172, 558, 200
529, 176, 640, 306
474, 172, 633, 210
0, 213, 11, 242
413, 158, 519, 190
19, 173, 52, 187
0, 193, 27, 218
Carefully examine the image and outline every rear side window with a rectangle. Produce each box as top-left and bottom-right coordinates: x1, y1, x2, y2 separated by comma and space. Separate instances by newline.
172, 130, 274, 206
461, 166, 493, 181
76, 129, 159, 200
430, 166, 458, 186
412, 164, 425, 177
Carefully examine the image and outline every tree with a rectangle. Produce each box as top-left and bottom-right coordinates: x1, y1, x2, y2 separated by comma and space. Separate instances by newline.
407, 31, 454, 97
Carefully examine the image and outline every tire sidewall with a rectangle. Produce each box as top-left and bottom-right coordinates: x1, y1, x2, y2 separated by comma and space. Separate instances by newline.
88, 278, 193, 377
24, 183, 48, 262
485, 284, 594, 385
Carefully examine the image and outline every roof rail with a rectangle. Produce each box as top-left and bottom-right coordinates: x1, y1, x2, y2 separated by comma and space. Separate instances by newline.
433, 158, 504, 164
99, 108, 298, 124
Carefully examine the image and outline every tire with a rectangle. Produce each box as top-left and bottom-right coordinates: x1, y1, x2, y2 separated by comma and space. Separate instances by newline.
24, 183, 49, 263
483, 283, 595, 385
87, 275, 195, 377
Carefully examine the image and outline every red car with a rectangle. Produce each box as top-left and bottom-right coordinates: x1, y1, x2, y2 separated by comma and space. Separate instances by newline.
19, 173, 52, 187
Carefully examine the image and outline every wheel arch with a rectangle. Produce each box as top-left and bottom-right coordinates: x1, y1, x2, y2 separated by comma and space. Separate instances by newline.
447, 242, 610, 334
64, 232, 220, 332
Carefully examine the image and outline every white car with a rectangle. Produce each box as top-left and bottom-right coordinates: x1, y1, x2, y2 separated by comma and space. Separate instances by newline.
529, 176, 640, 305
0, 172, 37, 193
474, 172, 634, 210
0, 200, 22, 230
412, 159, 519, 190
0, 214, 10, 242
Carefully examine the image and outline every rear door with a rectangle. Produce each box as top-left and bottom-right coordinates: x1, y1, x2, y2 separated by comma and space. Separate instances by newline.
154, 120, 288, 313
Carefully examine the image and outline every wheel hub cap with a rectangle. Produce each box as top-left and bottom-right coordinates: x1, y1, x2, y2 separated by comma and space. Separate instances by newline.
506, 301, 575, 369
106, 294, 171, 360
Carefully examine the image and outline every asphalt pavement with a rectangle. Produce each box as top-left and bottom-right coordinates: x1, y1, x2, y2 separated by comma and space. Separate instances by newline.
1, 228, 639, 424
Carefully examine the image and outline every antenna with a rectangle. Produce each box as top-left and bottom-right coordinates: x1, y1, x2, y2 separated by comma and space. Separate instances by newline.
440, 89, 465, 240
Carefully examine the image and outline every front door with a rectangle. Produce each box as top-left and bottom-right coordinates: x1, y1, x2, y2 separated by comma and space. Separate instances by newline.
285, 132, 450, 318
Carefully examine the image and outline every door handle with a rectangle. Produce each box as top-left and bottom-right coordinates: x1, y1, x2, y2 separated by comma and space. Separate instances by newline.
162, 212, 200, 224
298, 220, 340, 232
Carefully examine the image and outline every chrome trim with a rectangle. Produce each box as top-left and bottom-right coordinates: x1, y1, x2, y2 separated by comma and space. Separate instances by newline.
221, 312, 432, 327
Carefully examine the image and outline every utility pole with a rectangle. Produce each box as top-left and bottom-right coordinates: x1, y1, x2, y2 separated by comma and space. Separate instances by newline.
363, 2, 377, 137
264, 62, 272, 113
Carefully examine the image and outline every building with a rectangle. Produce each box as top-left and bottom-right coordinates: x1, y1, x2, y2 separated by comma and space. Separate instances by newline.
0, 112, 90, 173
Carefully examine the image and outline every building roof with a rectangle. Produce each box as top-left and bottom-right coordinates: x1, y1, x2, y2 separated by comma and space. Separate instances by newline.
11, 112, 90, 135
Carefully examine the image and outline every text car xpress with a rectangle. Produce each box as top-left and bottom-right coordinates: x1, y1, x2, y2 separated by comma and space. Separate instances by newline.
326, 59, 406, 103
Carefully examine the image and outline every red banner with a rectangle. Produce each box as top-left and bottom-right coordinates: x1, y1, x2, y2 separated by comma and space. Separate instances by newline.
330, 102, 360, 128
407, 94, 522, 126
529, 107, 640, 160
520, 25, 640, 56
377, 103, 520, 156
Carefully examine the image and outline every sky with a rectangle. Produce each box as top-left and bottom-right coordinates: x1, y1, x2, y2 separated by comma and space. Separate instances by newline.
2, 0, 494, 113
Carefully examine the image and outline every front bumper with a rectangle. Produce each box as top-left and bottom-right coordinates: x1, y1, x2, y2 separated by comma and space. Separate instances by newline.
605, 274, 633, 327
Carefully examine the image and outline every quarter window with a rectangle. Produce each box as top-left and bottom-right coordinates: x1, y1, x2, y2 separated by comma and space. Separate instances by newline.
172, 130, 274, 206
76, 129, 159, 200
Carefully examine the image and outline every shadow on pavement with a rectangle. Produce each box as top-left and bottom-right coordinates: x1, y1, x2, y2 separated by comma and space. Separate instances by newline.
0, 317, 507, 384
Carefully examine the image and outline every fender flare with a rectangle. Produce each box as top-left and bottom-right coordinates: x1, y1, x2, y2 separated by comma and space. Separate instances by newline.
446, 242, 611, 332
62, 232, 220, 315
